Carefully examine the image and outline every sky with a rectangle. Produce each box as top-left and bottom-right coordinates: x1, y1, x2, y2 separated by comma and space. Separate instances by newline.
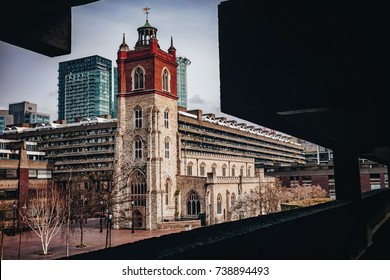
0, 0, 226, 121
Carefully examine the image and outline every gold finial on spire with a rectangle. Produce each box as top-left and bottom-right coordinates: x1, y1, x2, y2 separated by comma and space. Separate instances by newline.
143, 7, 151, 21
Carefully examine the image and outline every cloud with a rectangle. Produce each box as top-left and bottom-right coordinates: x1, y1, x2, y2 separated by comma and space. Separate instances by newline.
189, 94, 207, 105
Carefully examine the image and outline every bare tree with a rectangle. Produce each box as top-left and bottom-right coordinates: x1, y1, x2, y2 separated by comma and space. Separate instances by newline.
231, 181, 329, 219
20, 185, 66, 255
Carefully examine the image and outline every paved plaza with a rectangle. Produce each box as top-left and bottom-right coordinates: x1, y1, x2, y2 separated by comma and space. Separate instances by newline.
1, 218, 186, 260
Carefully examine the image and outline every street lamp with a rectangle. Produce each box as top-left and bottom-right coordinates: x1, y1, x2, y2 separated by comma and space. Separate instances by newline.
12, 202, 17, 236
99, 200, 104, 233
131, 201, 135, 234
107, 212, 113, 247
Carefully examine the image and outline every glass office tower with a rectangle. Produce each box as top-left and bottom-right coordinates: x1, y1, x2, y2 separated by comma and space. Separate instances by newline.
58, 55, 112, 123
176, 56, 191, 109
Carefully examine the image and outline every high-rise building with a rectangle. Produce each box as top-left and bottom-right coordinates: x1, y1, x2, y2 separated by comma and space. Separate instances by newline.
8, 101, 49, 124
0, 110, 14, 135
113, 67, 118, 118
58, 55, 113, 123
176, 56, 191, 108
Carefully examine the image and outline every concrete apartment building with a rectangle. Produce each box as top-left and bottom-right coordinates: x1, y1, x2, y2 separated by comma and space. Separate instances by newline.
0, 139, 54, 232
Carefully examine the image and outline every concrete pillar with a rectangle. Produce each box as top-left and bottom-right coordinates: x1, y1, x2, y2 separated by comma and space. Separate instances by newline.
333, 149, 361, 200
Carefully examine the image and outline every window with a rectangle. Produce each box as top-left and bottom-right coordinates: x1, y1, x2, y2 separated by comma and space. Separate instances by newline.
217, 194, 222, 214
187, 191, 201, 215
165, 178, 171, 205
164, 110, 169, 128
247, 166, 251, 177
165, 140, 170, 159
200, 163, 205, 176
37, 170, 52, 179
130, 170, 146, 207
134, 67, 144, 89
162, 69, 169, 92
135, 107, 142, 128
135, 138, 142, 159
240, 166, 244, 176
222, 164, 227, 176
231, 165, 236, 177
187, 162, 193, 176
212, 164, 217, 175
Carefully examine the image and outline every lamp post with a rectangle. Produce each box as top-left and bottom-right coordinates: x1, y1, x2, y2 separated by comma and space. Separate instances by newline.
108, 212, 112, 247
131, 200, 135, 234
12, 202, 17, 236
99, 200, 104, 233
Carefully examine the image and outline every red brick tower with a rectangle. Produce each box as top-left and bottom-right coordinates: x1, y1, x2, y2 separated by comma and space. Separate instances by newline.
114, 14, 179, 230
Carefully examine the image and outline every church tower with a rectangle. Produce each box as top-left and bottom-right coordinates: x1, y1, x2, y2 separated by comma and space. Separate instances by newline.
114, 10, 178, 230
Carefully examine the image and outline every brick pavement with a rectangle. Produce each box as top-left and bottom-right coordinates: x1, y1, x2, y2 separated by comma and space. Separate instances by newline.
1, 218, 186, 260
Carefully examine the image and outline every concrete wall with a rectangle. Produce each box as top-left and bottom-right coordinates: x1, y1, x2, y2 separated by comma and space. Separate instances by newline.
64, 189, 390, 260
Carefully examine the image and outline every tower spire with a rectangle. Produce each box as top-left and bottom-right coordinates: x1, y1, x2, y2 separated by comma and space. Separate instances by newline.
168, 36, 176, 56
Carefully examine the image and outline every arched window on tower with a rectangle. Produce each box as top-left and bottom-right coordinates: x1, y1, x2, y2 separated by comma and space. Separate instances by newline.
135, 138, 142, 159
187, 191, 201, 215
162, 69, 170, 92
135, 106, 142, 128
164, 138, 170, 159
164, 109, 169, 128
134, 67, 144, 90
231, 165, 236, 177
130, 170, 146, 207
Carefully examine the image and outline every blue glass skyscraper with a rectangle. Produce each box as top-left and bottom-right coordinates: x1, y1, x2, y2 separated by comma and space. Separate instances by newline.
176, 56, 191, 109
58, 55, 113, 123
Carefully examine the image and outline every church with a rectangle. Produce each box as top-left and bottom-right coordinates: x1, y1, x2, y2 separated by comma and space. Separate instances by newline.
113, 16, 301, 230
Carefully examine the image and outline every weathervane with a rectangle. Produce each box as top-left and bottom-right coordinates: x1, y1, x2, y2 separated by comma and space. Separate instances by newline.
143, 7, 151, 21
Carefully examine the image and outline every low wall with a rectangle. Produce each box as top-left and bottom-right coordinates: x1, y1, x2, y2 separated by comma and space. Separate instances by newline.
62, 189, 390, 260
157, 220, 201, 230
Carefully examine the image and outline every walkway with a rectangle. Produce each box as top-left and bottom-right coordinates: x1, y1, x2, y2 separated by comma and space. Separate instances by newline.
1, 218, 186, 260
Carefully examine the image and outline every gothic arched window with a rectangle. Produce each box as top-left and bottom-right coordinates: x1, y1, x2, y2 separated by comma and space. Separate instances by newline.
187, 162, 193, 176
222, 164, 227, 176
164, 138, 170, 159
211, 163, 217, 175
135, 106, 142, 128
130, 170, 146, 207
165, 178, 172, 205
134, 67, 144, 90
200, 162, 206, 176
217, 193, 222, 214
135, 138, 142, 159
187, 191, 201, 215
164, 109, 169, 128
162, 69, 170, 92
